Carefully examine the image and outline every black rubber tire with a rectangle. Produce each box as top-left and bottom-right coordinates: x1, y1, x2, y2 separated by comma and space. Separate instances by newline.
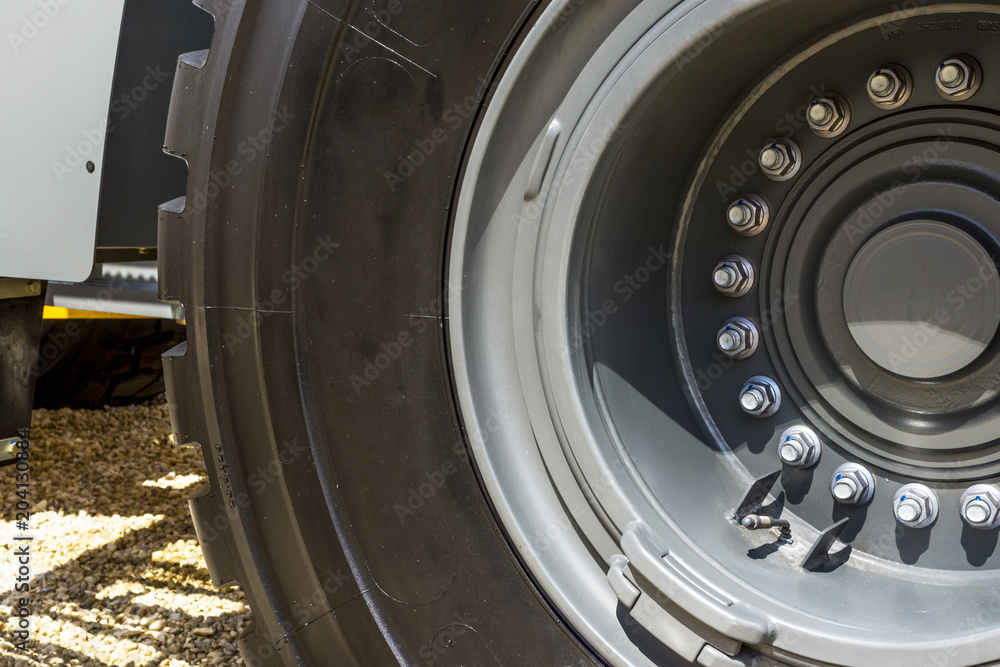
160, 1, 602, 665
33, 319, 185, 409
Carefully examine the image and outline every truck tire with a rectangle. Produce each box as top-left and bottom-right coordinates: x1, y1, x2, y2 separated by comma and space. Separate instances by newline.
160, 1, 1000, 665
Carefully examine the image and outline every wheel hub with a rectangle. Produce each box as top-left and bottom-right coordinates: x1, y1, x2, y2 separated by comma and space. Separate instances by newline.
843, 219, 1000, 380
450, 2, 1000, 665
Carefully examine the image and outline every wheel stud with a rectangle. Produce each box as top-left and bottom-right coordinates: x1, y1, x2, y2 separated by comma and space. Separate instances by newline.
712, 255, 754, 297
739, 376, 781, 418
867, 65, 912, 110
758, 139, 801, 181
960, 484, 1000, 529
935, 54, 982, 101
830, 463, 875, 506
777, 425, 821, 468
893, 484, 938, 529
716, 317, 758, 359
726, 194, 769, 236
807, 94, 851, 138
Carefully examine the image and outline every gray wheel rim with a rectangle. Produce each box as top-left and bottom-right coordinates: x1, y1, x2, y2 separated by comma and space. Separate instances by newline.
449, 1, 1000, 665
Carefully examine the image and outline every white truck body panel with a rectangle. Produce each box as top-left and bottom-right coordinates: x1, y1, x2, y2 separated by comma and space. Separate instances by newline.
1, 0, 126, 282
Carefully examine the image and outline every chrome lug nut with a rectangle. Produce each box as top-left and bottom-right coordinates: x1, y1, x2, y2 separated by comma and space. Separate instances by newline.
777, 425, 822, 469
960, 484, 1000, 530
867, 65, 912, 110
893, 484, 939, 529
716, 317, 759, 360
712, 255, 754, 297
759, 139, 801, 181
726, 194, 769, 237
807, 94, 851, 138
935, 54, 982, 101
739, 376, 781, 418
830, 463, 875, 506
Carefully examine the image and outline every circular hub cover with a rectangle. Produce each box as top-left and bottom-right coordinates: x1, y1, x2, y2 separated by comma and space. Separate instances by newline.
843, 220, 1000, 379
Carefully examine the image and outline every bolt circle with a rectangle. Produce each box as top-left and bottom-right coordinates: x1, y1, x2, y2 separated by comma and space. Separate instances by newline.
807, 94, 851, 138
809, 101, 834, 125
892, 484, 939, 529
833, 478, 857, 500
719, 330, 741, 351
716, 317, 759, 360
869, 73, 893, 96
739, 376, 781, 418
740, 389, 764, 411
935, 55, 982, 101
713, 266, 738, 288
711, 256, 755, 297
760, 147, 784, 170
758, 139, 801, 181
896, 500, 920, 522
830, 463, 875, 505
960, 485, 1000, 529
726, 194, 770, 237
867, 65, 913, 110
728, 203, 751, 226
777, 425, 822, 468
939, 64, 965, 88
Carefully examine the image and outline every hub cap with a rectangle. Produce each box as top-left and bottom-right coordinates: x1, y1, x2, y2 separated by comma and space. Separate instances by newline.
843, 220, 1000, 380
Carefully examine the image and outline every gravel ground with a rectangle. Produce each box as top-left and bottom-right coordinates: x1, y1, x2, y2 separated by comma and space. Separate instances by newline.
0, 402, 251, 666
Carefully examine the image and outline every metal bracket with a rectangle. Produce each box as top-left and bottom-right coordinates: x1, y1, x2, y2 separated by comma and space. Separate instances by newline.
0, 280, 42, 301
800, 518, 851, 571
732, 470, 781, 521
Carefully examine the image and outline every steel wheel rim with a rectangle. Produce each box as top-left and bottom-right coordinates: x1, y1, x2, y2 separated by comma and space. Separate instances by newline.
449, 1, 1000, 665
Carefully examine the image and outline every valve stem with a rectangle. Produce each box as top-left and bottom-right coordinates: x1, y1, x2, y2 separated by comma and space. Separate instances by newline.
740, 514, 793, 543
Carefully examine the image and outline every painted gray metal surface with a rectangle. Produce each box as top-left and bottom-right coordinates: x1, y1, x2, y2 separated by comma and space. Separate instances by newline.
1, 0, 126, 282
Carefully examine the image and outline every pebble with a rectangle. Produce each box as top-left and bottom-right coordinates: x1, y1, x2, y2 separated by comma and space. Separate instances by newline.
0, 403, 250, 665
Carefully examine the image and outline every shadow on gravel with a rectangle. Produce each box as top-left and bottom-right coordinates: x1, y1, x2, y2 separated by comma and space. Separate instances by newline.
0, 403, 250, 666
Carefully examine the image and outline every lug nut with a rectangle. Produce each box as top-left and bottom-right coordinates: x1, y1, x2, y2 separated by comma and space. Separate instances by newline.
777, 425, 822, 468
935, 54, 982, 101
807, 94, 851, 138
739, 376, 781, 418
726, 194, 769, 236
716, 317, 759, 360
867, 65, 912, 110
830, 463, 875, 506
960, 484, 1000, 529
892, 484, 938, 529
712, 255, 755, 297
758, 139, 801, 181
